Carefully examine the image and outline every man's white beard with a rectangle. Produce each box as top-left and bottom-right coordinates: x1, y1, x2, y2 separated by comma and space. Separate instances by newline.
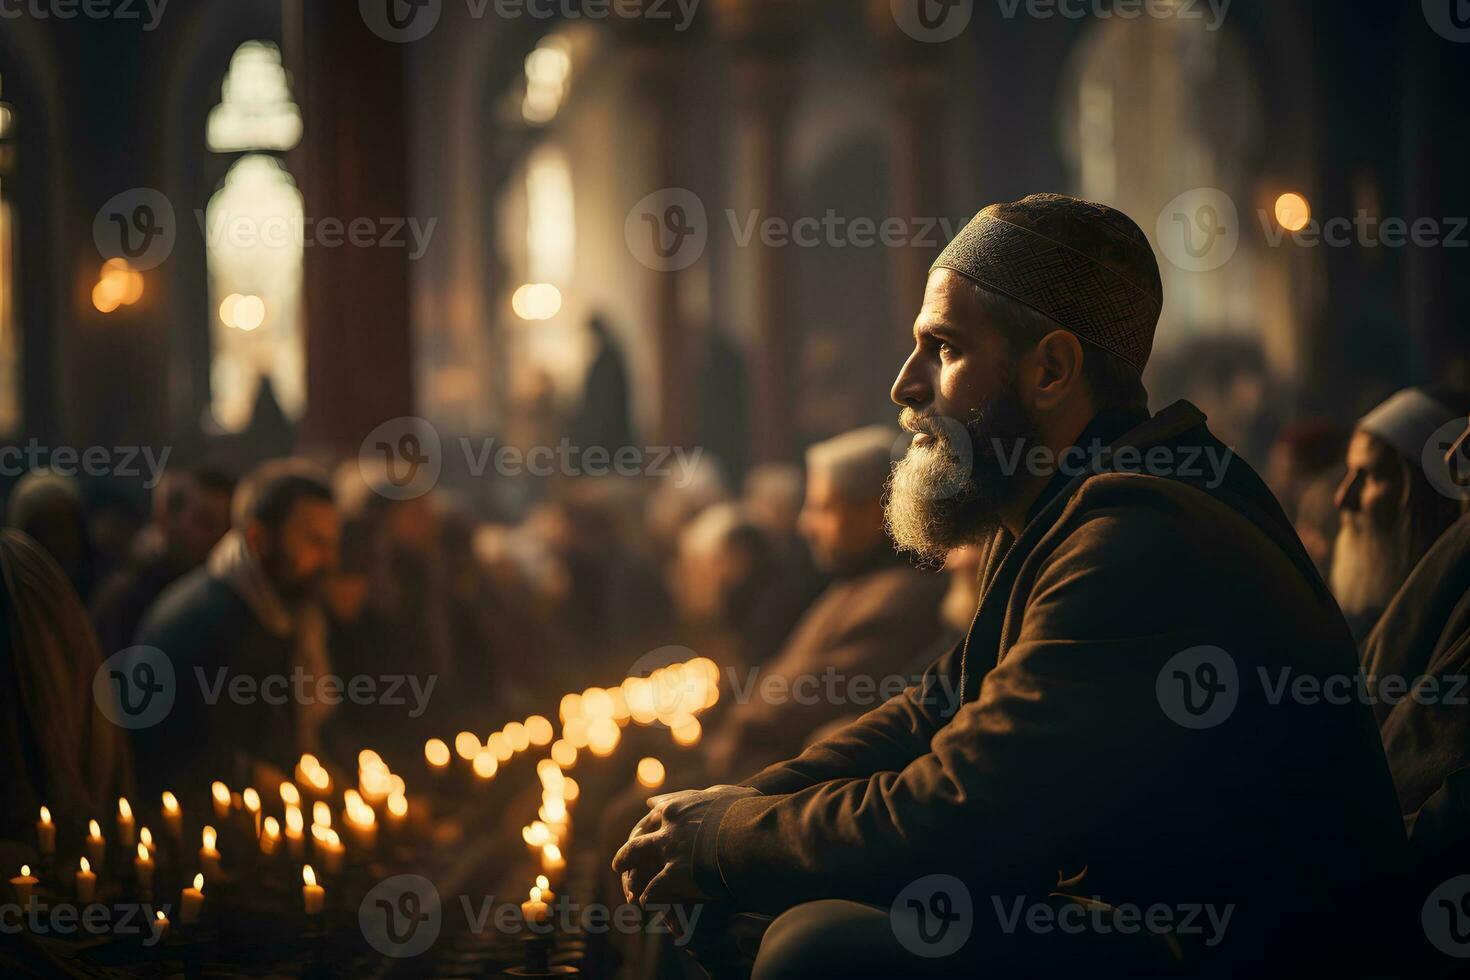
884, 438, 988, 565
1329, 514, 1412, 618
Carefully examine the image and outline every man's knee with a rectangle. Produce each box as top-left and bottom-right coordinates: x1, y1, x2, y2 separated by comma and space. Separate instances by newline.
753, 900, 895, 980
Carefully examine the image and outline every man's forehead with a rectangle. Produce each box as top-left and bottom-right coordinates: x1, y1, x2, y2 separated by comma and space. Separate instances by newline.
916, 270, 984, 334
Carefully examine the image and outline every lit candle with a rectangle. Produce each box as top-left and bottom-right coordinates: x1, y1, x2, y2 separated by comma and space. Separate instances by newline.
280, 781, 301, 808
10, 865, 37, 906
180, 874, 203, 925
342, 792, 377, 850
637, 757, 666, 789
472, 749, 498, 780
139, 826, 156, 858
312, 801, 331, 829
151, 910, 170, 944
211, 781, 231, 822
199, 826, 221, 879
116, 797, 136, 848
161, 792, 182, 840
85, 819, 106, 869
453, 731, 480, 762
386, 793, 408, 831
310, 826, 344, 874
535, 874, 555, 903
261, 816, 281, 856
540, 843, 566, 886
36, 807, 55, 857
242, 788, 262, 838
134, 843, 155, 892
285, 806, 305, 858
75, 857, 96, 903
424, 738, 450, 774
521, 885, 549, 925
301, 864, 324, 916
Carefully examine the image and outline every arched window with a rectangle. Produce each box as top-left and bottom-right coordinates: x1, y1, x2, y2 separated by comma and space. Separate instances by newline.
0, 74, 17, 435
203, 41, 304, 433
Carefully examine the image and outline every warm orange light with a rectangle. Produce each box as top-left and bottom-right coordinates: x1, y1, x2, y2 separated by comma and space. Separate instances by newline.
637, 757, 666, 789
454, 731, 481, 760
472, 750, 499, 779
424, 738, 451, 767
303, 864, 316, 887
1274, 192, 1311, 232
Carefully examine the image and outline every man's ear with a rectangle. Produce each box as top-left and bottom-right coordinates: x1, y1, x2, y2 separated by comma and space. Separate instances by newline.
1030, 329, 1084, 412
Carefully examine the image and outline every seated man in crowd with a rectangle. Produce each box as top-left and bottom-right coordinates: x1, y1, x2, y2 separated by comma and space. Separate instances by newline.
133, 460, 340, 796
90, 464, 235, 656
700, 426, 945, 783
1330, 387, 1463, 641
615, 194, 1407, 977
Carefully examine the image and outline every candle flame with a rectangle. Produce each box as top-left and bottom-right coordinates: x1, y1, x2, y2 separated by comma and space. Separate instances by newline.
313, 801, 330, 827
156, 910, 166, 921
211, 781, 230, 804
536, 874, 549, 891
202, 826, 217, 849
264, 816, 281, 837
193, 873, 203, 891
88, 819, 102, 839
80, 857, 91, 873
138, 843, 149, 861
141, 827, 153, 847
39, 806, 51, 823
303, 864, 317, 887
161, 792, 179, 814
387, 794, 408, 817
286, 806, 304, 833
308, 767, 329, 790
358, 748, 383, 769
544, 843, 562, 861
118, 797, 132, 819
280, 782, 301, 806
424, 738, 450, 767
20, 865, 29, 876
530, 886, 542, 902
243, 788, 261, 811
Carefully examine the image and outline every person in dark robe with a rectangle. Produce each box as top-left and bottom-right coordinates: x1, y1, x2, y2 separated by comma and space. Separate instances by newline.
133, 460, 340, 797
614, 194, 1407, 977
90, 465, 235, 656
568, 314, 634, 455
0, 530, 132, 858
1330, 388, 1462, 641
5, 470, 96, 602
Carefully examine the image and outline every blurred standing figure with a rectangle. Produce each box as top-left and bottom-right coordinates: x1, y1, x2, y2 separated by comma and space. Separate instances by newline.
0, 530, 132, 849
134, 461, 340, 794
90, 466, 235, 655
6, 470, 96, 601
1265, 418, 1346, 574
568, 314, 633, 454
1332, 388, 1462, 640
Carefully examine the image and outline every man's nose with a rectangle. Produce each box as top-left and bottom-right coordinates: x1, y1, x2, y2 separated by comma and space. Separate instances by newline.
890, 349, 931, 408
1334, 470, 1361, 513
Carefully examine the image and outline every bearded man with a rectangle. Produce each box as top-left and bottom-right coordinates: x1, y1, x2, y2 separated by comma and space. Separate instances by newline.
1331, 387, 1462, 641
613, 194, 1406, 977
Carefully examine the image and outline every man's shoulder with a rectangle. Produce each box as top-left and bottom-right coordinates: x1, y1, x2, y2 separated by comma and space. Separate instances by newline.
136, 568, 249, 649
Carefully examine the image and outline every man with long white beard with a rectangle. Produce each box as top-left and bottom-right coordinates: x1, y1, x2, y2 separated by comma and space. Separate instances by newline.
614, 194, 1406, 977
1330, 387, 1462, 641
